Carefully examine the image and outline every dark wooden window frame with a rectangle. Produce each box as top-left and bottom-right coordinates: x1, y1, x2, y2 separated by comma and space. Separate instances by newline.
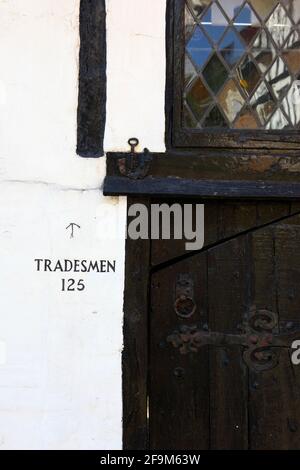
104, 0, 300, 199
171, 0, 300, 150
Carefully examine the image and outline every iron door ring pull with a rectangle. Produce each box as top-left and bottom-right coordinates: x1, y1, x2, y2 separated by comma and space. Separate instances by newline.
174, 295, 197, 319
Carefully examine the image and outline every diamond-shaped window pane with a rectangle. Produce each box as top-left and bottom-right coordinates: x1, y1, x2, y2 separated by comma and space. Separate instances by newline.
251, 30, 276, 73
266, 57, 292, 100
234, 4, 252, 25
217, 79, 245, 123
283, 30, 300, 73
186, 26, 213, 69
252, 29, 273, 49
250, 0, 280, 21
238, 55, 261, 95
282, 83, 300, 126
219, 28, 246, 67
202, 53, 228, 93
183, 104, 198, 128
185, 6, 195, 39
221, 1, 244, 20
202, 106, 227, 128
234, 3, 260, 46
185, 55, 197, 87
266, 4, 293, 47
283, 48, 300, 75
200, 3, 227, 43
250, 81, 276, 124
188, 0, 211, 19
186, 77, 213, 122
284, 30, 300, 50
281, 0, 300, 24
234, 106, 259, 128
266, 108, 289, 129
239, 24, 260, 46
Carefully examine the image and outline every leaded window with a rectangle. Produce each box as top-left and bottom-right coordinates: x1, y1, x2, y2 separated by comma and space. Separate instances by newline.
184, 0, 300, 130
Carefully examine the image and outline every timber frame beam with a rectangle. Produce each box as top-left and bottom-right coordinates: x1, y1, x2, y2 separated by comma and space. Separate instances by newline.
104, 150, 300, 199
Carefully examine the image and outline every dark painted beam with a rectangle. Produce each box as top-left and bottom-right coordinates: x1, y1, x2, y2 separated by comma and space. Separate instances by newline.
77, 0, 106, 158
104, 150, 300, 198
104, 176, 300, 199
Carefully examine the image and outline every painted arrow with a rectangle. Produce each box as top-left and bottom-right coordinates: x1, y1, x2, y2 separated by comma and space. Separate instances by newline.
66, 223, 81, 239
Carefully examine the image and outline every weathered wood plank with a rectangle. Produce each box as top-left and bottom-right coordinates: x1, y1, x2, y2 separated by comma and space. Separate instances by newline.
106, 150, 300, 180
123, 197, 151, 450
248, 208, 300, 450
208, 235, 250, 449
249, 224, 281, 449
276, 215, 300, 323
256, 202, 291, 225
150, 255, 209, 450
104, 176, 300, 199
273, 215, 300, 449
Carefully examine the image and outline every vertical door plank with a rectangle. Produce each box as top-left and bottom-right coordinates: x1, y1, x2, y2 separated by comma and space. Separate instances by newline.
274, 215, 300, 448
217, 202, 256, 239
290, 202, 300, 213
208, 235, 250, 449
249, 349, 300, 450
248, 207, 300, 449
256, 202, 291, 226
276, 215, 300, 322
123, 197, 151, 450
249, 224, 282, 450
150, 255, 209, 450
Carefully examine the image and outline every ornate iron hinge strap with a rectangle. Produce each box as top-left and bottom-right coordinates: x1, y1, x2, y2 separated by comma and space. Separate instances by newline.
167, 308, 300, 373
117, 138, 152, 180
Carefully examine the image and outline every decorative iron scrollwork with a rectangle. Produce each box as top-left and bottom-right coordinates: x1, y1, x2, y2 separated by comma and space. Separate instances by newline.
167, 308, 289, 373
117, 138, 152, 179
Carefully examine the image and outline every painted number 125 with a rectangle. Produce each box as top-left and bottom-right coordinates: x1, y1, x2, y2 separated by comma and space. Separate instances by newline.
61, 279, 85, 292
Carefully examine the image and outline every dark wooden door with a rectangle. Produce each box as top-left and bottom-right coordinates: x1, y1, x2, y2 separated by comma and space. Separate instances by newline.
149, 201, 300, 450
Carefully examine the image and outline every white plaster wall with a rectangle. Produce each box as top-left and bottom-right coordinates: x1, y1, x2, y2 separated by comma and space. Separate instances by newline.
105, 0, 166, 152
0, 0, 166, 450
